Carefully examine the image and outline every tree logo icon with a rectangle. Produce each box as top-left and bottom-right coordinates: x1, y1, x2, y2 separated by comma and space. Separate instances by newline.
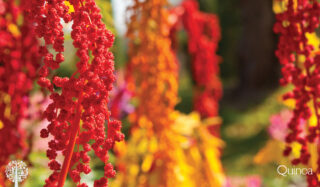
5, 160, 28, 187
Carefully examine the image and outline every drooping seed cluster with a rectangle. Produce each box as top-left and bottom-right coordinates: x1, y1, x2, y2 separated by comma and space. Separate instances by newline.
182, 0, 222, 122
28, 0, 124, 186
274, 0, 320, 185
126, 0, 179, 131
0, 0, 39, 167
115, 0, 184, 186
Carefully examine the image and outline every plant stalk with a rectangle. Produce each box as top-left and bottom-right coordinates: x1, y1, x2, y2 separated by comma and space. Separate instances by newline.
58, 95, 83, 187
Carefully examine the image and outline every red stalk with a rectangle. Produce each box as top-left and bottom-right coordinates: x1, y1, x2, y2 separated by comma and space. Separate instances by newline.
58, 95, 83, 187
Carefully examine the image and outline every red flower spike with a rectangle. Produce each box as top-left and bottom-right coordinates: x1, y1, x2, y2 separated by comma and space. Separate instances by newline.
28, 0, 124, 186
170, 0, 222, 136
183, 0, 222, 119
0, 0, 40, 167
274, 0, 320, 184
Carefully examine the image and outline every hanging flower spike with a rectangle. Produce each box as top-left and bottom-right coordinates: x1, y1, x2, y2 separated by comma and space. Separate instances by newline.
125, 0, 179, 135
0, 0, 39, 168
182, 0, 222, 136
28, 0, 124, 186
115, 0, 186, 186
274, 0, 320, 186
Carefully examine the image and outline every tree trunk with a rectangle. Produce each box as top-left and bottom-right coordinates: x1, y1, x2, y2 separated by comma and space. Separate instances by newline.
237, 0, 279, 91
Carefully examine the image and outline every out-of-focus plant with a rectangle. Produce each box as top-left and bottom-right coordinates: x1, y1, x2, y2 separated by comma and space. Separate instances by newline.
182, 0, 222, 136
113, 111, 225, 187
273, 0, 320, 185
254, 109, 293, 165
109, 70, 134, 120
27, 0, 124, 186
112, 0, 225, 186
0, 0, 40, 185
169, 0, 222, 137
116, 0, 182, 185
171, 112, 225, 186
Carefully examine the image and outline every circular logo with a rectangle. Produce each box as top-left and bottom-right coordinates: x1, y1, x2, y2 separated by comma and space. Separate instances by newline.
5, 160, 28, 183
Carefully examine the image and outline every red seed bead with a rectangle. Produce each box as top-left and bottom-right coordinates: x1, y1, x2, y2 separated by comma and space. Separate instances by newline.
49, 160, 61, 171
40, 129, 49, 138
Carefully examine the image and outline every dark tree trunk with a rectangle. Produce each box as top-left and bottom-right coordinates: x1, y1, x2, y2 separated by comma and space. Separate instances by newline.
237, 0, 279, 91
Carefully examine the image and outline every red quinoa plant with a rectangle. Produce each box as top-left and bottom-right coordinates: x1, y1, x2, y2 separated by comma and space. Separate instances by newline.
169, 0, 222, 136
274, 0, 320, 185
182, 0, 222, 135
27, 0, 124, 186
0, 0, 39, 171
